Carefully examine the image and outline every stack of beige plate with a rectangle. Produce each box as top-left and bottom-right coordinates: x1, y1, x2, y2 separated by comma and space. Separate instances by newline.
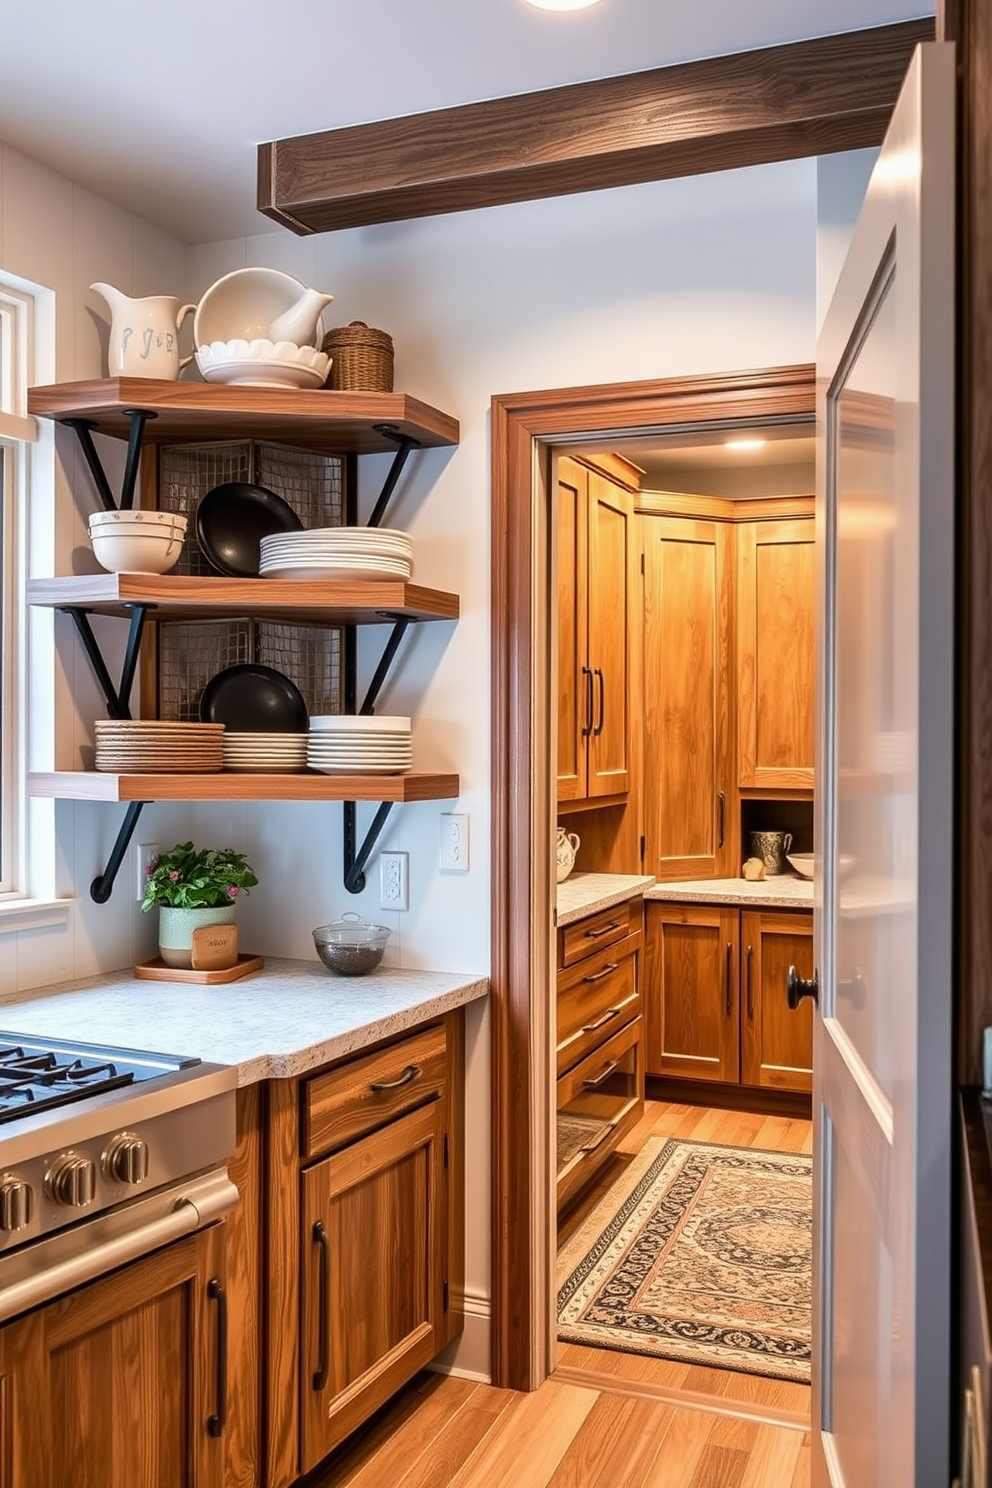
94, 721, 225, 773
222, 731, 309, 773
307, 715, 412, 775
259, 527, 413, 581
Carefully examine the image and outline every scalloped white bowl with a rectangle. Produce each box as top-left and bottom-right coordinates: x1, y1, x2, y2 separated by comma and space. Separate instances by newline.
195, 338, 330, 389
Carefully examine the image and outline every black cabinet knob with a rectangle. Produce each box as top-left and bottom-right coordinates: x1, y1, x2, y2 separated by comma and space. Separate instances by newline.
786, 965, 819, 1010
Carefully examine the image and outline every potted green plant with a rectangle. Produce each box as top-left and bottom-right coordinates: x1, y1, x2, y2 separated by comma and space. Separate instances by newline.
141, 841, 258, 969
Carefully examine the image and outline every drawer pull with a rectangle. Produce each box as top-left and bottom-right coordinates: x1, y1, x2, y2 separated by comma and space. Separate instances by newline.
746, 944, 754, 1019
580, 1005, 622, 1033
725, 942, 733, 1017
585, 920, 621, 939
370, 1064, 419, 1092
206, 1278, 228, 1439
582, 1058, 620, 1090
312, 1221, 330, 1392
580, 1116, 620, 1153
582, 962, 619, 984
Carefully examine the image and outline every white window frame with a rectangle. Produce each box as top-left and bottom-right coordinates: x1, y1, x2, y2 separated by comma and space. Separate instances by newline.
0, 272, 68, 926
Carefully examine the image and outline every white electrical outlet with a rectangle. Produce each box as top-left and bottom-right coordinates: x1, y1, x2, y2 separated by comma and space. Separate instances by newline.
379, 851, 409, 910
135, 842, 160, 901
439, 813, 469, 873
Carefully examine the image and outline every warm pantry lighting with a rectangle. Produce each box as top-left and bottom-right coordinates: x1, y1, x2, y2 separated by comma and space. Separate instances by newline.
724, 437, 767, 452
523, 0, 604, 10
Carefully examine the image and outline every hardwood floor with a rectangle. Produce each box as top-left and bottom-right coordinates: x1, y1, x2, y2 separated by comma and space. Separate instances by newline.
306, 1100, 812, 1488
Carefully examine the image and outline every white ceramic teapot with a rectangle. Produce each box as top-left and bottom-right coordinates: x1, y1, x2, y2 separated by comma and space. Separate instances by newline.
91, 283, 195, 380
556, 827, 581, 883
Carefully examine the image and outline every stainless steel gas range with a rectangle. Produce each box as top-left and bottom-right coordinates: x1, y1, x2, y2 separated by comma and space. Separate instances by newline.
0, 1031, 238, 1324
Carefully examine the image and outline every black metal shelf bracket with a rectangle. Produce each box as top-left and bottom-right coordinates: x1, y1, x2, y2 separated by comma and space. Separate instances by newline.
359, 620, 410, 715
62, 408, 158, 511
343, 800, 394, 894
368, 424, 421, 529
91, 800, 147, 902
61, 603, 155, 720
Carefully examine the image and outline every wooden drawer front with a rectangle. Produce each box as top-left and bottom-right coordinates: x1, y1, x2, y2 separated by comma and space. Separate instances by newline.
557, 1017, 643, 1213
560, 900, 638, 968
557, 945, 639, 1076
302, 1024, 447, 1159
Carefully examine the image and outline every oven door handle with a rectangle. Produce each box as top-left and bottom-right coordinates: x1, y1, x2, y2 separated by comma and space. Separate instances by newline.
0, 1171, 239, 1326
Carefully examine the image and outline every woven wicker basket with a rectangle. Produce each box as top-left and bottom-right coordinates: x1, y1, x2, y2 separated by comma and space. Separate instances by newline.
321, 321, 394, 392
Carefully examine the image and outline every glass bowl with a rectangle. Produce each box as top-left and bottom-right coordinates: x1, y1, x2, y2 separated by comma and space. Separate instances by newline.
312, 914, 390, 976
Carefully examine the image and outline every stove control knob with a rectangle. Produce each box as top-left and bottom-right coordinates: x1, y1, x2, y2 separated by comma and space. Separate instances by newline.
104, 1133, 149, 1187
46, 1153, 96, 1208
0, 1175, 33, 1232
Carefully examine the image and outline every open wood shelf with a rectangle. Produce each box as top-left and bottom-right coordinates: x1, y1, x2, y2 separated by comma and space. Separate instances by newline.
27, 379, 459, 453
27, 771, 459, 804
27, 574, 459, 626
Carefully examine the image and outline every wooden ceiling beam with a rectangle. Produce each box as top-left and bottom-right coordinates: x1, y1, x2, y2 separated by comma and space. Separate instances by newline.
258, 18, 933, 236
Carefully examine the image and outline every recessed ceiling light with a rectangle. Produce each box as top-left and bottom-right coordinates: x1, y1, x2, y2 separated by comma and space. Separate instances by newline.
724, 438, 767, 452
523, 0, 604, 10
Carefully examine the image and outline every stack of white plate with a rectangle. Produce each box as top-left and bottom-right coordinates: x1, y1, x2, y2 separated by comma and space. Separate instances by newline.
259, 527, 413, 581
222, 731, 309, 774
94, 721, 224, 773
307, 715, 412, 775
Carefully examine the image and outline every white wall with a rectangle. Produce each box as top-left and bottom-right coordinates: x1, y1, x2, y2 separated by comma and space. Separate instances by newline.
186, 156, 819, 1370
0, 140, 194, 994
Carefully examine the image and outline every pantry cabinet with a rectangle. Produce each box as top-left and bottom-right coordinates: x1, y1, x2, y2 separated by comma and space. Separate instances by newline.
0, 1224, 227, 1488
641, 514, 735, 880
556, 455, 635, 805
737, 517, 815, 790
644, 901, 813, 1095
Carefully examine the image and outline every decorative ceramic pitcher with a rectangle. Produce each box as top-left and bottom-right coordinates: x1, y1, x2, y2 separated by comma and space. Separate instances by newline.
267, 287, 334, 347
91, 283, 196, 379
556, 827, 581, 883
749, 830, 793, 876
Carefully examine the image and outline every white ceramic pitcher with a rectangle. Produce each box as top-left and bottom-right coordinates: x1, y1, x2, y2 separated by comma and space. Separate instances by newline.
91, 283, 196, 379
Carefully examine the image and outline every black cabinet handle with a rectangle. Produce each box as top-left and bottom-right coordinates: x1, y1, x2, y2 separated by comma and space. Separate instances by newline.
746, 945, 754, 1019
585, 919, 621, 939
207, 1277, 228, 1439
312, 1220, 330, 1391
581, 666, 594, 736
725, 942, 733, 1017
786, 965, 819, 1009
717, 791, 726, 849
582, 962, 619, 983
593, 668, 605, 735
370, 1064, 419, 1092
583, 1058, 620, 1090
580, 1006, 622, 1033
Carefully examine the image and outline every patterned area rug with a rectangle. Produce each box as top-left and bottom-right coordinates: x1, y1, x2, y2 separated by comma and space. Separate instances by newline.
557, 1136, 812, 1382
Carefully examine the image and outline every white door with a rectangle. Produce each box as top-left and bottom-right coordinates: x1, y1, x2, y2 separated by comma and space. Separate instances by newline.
813, 42, 955, 1488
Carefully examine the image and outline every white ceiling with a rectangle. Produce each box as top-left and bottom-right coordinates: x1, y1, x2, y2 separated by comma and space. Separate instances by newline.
0, 1, 929, 244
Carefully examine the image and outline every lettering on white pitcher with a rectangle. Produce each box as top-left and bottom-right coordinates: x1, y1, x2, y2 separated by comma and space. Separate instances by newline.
121, 327, 133, 355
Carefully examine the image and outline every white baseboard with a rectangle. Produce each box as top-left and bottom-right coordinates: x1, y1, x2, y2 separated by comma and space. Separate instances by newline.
427, 1289, 491, 1382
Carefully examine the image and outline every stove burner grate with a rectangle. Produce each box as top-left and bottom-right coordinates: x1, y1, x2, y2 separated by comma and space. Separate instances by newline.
0, 1045, 135, 1126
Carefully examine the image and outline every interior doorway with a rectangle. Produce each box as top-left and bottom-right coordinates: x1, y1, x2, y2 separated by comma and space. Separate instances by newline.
489, 364, 816, 1395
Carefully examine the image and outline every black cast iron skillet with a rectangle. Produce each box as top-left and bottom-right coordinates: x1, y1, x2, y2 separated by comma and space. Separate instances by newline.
199, 664, 309, 733
195, 481, 303, 577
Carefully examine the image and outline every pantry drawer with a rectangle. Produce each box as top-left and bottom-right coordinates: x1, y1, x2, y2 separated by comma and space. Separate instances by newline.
302, 1023, 447, 1159
557, 945, 640, 1076
559, 900, 639, 968
556, 1016, 643, 1213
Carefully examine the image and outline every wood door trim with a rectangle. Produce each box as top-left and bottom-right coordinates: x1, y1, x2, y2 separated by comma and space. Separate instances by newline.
552, 1364, 810, 1431
491, 364, 815, 1391
258, 21, 932, 234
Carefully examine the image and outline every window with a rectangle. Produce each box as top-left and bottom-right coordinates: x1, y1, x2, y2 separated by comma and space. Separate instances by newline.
0, 276, 43, 904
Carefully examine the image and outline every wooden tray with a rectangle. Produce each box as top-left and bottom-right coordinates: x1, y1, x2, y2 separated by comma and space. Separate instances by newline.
134, 953, 265, 984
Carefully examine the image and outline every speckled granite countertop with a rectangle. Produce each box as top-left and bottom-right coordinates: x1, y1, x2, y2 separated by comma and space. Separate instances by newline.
645, 876, 814, 909
556, 873, 656, 926
0, 960, 489, 1087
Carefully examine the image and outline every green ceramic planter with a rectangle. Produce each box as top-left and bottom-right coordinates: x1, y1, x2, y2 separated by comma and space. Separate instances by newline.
158, 904, 237, 969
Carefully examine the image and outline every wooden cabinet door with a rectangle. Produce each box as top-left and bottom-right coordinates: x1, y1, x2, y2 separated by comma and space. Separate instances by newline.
0, 1226, 226, 1488
585, 470, 631, 798
737, 517, 815, 789
642, 514, 734, 879
556, 457, 589, 802
644, 902, 740, 1083
740, 910, 813, 1093
300, 1100, 445, 1473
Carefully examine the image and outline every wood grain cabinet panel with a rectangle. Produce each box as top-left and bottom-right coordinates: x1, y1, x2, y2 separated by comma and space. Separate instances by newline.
737, 518, 815, 789
740, 910, 814, 1092
556, 457, 634, 805
302, 1022, 447, 1158
0, 1225, 226, 1488
300, 1100, 445, 1472
642, 514, 735, 879
646, 903, 740, 1084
